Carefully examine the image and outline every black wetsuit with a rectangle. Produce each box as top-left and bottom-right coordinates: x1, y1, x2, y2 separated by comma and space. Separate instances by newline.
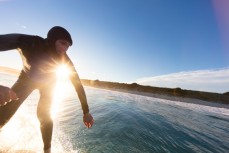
0, 34, 89, 150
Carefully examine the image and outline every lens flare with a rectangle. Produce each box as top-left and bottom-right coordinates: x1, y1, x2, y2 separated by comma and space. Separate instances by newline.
52, 65, 72, 118
56, 65, 70, 80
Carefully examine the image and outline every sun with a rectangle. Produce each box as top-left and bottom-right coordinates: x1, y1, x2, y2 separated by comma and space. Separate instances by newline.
56, 64, 71, 80
52, 64, 72, 118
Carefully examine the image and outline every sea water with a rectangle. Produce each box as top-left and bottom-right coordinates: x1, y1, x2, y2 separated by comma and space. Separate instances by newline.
0, 73, 229, 153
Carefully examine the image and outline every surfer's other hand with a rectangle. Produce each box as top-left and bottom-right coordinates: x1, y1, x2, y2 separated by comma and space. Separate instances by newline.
0, 85, 19, 106
83, 113, 94, 128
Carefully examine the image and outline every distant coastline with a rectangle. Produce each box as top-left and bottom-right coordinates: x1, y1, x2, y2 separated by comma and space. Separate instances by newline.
0, 67, 228, 108
81, 79, 229, 108
0, 66, 20, 76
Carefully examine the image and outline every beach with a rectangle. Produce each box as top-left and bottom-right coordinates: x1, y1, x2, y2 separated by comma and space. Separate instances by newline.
85, 85, 229, 110
81, 79, 229, 109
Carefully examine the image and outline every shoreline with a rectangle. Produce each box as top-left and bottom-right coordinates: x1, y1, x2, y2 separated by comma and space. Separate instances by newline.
121, 89, 229, 109
81, 79, 229, 108
85, 85, 229, 109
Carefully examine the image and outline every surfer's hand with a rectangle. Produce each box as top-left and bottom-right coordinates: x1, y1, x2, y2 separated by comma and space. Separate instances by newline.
83, 113, 94, 128
0, 85, 19, 106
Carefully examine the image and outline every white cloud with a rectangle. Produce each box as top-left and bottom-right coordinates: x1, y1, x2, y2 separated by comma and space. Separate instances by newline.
136, 67, 229, 93
16, 23, 27, 29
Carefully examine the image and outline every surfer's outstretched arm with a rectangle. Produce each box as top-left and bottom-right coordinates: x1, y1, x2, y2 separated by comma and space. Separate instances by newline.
0, 34, 21, 51
70, 68, 94, 128
66, 56, 94, 128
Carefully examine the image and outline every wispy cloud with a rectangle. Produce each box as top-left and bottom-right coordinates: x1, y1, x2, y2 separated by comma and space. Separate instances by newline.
136, 67, 229, 93
16, 23, 27, 29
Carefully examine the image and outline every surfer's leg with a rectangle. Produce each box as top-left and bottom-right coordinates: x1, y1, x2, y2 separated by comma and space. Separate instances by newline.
0, 71, 35, 128
37, 83, 55, 151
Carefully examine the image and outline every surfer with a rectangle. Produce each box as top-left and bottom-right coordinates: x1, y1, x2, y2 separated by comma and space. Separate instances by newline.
0, 26, 94, 153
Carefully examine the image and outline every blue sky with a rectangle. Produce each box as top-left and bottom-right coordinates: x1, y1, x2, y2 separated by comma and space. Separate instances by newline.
0, 0, 229, 93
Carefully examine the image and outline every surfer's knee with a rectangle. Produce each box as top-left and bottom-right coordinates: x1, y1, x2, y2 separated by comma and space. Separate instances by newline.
44, 147, 51, 153
37, 111, 53, 124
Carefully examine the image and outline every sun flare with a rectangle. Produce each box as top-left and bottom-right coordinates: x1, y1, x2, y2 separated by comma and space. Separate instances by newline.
52, 65, 72, 118
56, 64, 71, 80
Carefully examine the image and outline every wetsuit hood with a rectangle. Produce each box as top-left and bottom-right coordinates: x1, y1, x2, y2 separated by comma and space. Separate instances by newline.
47, 26, 73, 46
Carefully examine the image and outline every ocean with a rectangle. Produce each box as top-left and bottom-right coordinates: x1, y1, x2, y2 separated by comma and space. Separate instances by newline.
0, 73, 229, 153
